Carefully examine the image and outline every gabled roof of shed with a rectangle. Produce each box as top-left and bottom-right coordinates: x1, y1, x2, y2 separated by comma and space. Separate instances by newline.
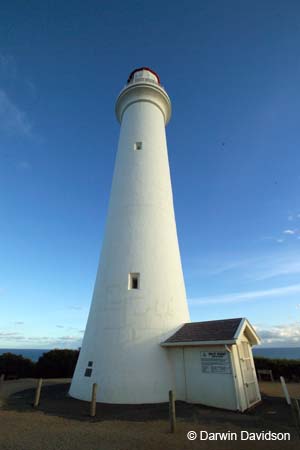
161, 318, 260, 346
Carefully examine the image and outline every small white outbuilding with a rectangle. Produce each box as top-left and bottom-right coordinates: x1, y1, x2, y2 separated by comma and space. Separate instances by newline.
162, 318, 261, 412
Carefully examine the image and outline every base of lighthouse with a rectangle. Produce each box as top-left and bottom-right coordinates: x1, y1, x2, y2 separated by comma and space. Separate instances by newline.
162, 318, 261, 412
70, 317, 261, 411
69, 327, 180, 404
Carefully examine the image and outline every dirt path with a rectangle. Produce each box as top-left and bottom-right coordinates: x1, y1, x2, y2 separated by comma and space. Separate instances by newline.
0, 378, 71, 406
259, 381, 300, 399
0, 380, 299, 450
0, 409, 298, 450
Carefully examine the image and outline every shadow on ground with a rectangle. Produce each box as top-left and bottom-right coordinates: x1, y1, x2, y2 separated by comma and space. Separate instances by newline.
3, 382, 297, 435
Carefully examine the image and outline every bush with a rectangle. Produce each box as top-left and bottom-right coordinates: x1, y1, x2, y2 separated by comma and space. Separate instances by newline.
35, 349, 79, 378
0, 353, 35, 379
254, 356, 300, 381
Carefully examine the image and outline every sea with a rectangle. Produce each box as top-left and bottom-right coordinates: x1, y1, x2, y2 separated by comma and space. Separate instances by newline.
0, 347, 300, 361
0, 349, 50, 362
252, 347, 300, 360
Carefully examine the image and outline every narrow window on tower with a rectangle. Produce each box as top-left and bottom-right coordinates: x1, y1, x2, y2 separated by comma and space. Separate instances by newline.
134, 141, 142, 151
128, 272, 140, 290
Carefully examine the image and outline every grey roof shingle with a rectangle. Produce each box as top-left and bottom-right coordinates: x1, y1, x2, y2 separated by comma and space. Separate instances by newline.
163, 318, 243, 344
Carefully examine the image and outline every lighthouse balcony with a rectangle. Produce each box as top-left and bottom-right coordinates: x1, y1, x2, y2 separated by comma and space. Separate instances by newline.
126, 77, 161, 87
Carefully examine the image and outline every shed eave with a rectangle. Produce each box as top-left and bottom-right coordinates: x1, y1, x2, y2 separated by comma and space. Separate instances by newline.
234, 318, 261, 346
161, 339, 237, 347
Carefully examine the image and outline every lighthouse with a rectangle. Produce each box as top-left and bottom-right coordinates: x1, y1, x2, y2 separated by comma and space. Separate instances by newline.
69, 67, 190, 403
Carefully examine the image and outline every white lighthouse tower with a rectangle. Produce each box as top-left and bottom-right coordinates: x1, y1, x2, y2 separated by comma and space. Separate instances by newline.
70, 67, 190, 403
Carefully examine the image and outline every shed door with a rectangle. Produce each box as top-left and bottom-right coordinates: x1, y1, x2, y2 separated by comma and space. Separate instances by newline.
238, 341, 260, 406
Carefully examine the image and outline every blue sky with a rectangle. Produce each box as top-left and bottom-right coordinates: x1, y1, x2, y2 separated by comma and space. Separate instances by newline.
1, 0, 300, 348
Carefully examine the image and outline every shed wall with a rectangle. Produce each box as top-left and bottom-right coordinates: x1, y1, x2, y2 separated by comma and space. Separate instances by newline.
169, 345, 238, 410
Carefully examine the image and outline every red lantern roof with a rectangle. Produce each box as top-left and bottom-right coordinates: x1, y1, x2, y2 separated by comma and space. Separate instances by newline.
127, 67, 160, 85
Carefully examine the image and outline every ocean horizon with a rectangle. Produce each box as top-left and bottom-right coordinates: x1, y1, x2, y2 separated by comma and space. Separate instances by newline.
0, 347, 300, 362
0, 348, 68, 362
252, 347, 300, 360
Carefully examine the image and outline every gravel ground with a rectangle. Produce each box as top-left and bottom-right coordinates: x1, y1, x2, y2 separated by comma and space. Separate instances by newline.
259, 381, 300, 398
0, 378, 71, 406
0, 380, 299, 450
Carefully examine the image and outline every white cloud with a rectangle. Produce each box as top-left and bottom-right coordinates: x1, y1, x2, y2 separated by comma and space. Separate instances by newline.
0, 89, 32, 137
0, 332, 22, 337
187, 256, 257, 278
283, 229, 295, 235
255, 322, 300, 346
254, 254, 300, 280
189, 252, 300, 282
0, 332, 82, 349
189, 283, 300, 305
287, 214, 300, 221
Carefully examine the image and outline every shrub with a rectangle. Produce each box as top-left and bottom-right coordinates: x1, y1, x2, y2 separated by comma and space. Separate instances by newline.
35, 349, 79, 378
254, 356, 300, 381
0, 353, 35, 379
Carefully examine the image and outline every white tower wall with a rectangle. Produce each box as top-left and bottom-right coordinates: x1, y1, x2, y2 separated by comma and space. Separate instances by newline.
69, 68, 190, 403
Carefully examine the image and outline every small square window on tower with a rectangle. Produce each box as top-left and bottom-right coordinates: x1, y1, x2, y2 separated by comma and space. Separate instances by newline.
128, 272, 140, 290
134, 141, 142, 151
